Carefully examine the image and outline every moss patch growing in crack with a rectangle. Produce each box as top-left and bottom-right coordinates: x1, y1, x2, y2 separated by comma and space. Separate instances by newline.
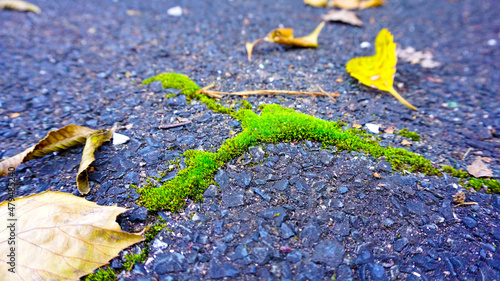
397, 128, 421, 141
467, 178, 500, 193
139, 73, 498, 211
123, 218, 172, 271
442, 165, 469, 179
84, 267, 116, 281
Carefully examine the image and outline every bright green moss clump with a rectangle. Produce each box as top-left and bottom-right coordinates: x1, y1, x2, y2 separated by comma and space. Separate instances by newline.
467, 178, 500, 193
84, 267, 116, 281
143, 73, 231, 114
138, 73, 498, 211
442, 165, 469, 179
397, 128, 421, 141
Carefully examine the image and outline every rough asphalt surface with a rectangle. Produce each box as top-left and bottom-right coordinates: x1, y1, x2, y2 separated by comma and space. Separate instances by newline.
1, 0, 500, 280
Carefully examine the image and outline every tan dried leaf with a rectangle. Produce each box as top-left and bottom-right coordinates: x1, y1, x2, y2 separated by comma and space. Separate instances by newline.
467, 156, 493, 178
77, 129, 114, 195
401, 139, 413, 146
0, 191, 144, 280
453, 191, 465, 204
0, 0, 40, 13
0, 125, 98, 178
321, 9, 363, 26
384, 126, 395, 134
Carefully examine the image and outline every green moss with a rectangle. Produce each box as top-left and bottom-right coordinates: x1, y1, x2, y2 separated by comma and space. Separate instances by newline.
397, 128, 421, 142
165, 93, 177, 98
239, 100, 252, 109
84, 267, 116, 281
442, 165, 469, 179
467, 178, 500, 193
123, 220, 171, 271
143, 73, 232, 114
137, 73, 498, 211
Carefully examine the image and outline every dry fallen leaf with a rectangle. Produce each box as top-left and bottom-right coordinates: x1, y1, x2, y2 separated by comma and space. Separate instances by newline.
0, 0, 40, 13
321, 9, 363, 26
384, 126, 395, 134
396, 46, 441, 68
0, 191, 144, 280
453, 191, 465, 204
246, 22, 325, 61
346, 29, 418, 111
304, 0, 327, 7
373, 172, 382, 178
401, 139, 413, 146
353, 123, 362, 129
467, 156, 493, 178
452, 190, 477, 207
77, 129, 114, 195
0, 125, 98, 178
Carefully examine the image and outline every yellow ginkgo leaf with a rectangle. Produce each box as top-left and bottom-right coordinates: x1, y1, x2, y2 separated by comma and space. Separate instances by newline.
328, 0, 384, 10
359, 0, 385, 9
304, 0, 328, 7
329, 0, 361, 10
245, 22, 325, 61
346, 29, 417, 110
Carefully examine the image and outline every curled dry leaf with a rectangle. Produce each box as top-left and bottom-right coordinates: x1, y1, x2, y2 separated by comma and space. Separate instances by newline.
246, 22, 325, 61
0, 0, 40, 13
0, 125, 98, 178
467, 156, 493, 178
0, 191, 144, 280
77, 129, 114, 195
346, 29, 418, 110
321, 9, 363, 26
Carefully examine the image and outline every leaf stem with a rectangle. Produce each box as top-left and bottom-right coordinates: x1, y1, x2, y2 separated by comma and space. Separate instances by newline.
388, 87, 417, 111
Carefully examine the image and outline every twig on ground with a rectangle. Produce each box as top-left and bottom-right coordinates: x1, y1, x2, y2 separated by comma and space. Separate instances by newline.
198, 84, 340, 99
158, 121, 192, 129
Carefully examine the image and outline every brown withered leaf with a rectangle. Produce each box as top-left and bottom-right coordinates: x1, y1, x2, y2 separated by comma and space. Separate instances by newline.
304, 0, 327, 7
0, 191, 144, 280
77, 129, 114, 195
467, 156, 493, 178
246, 22, 325, 61
321, 9, 363, 26
0, 0, 40, 13
0, 125, 98, 178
